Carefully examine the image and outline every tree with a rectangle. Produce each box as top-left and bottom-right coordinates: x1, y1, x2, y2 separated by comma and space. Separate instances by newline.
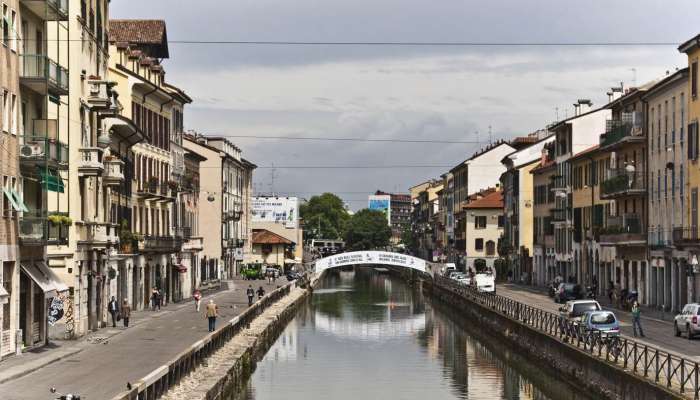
400, 225, 418, 255
300, 193, 350, 241
343, 209, 392, 251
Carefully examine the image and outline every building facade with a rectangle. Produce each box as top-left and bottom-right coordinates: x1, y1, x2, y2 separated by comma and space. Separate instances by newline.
531, 144, 556, 287
463, 189, 503, 273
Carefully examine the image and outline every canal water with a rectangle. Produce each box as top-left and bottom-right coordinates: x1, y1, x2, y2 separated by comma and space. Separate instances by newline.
234, 268, 597, 400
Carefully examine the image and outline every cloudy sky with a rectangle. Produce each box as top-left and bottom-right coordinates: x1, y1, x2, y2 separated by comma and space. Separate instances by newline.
112, 0, 699, 210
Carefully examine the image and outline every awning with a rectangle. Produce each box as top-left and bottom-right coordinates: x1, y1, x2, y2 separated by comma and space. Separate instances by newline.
21, 262, 69, 296
3, 188, 21, 211
38, 169, 65, 193
10, 189, 28, 212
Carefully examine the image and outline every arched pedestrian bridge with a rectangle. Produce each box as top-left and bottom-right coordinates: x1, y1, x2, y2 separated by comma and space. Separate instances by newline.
314, 251, 431, 274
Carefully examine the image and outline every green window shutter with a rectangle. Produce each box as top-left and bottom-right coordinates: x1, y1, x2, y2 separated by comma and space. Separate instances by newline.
3, 188, 21, 211
10, 189, 28, 212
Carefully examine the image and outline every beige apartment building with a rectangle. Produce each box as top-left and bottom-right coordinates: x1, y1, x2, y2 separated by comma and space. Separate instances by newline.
0, 0, 21, 358
531, 144, 556, 287
463, 189, 503, 273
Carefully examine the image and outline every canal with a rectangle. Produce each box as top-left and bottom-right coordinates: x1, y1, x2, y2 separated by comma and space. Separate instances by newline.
233, 268, 597, 400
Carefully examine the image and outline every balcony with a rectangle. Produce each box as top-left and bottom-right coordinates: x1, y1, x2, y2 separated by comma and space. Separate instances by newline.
76, 222, 118, 247
18, 210, 69, 246
675, 227, 700, 243
600, 170, 645, 199
136, 181, 175, 203
19, 133, 69, 171
20, 54, 69, 96
599, 214, 645, 246
103, 158, 125, 186
182, 236, 203, 252
20, 0, 69, 21
139, 236, 184, 253
599, 113, 644, 149
175, 226, 192, 240
77, 147, 104, 176
648, 229, 672, 249
551, 208, 568, 222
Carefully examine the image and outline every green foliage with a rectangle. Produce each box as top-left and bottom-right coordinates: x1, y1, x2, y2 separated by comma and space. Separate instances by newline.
400, 225, 418, 253
343, 209, 392, 251
300, 193, 350, 241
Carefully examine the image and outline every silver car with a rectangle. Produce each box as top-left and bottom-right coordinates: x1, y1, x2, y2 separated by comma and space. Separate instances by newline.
674, 303, 700, 339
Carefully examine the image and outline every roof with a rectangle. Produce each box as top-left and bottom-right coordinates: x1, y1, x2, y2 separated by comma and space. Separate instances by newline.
252, 229, 294, 245
530, 159, 556, 174
450, 141, 515, 173
642, 68, 689, 100
679, 34, 700, 53
464, 190, 503, 209
109, 20, 169, 58
501, 135, 555, 169
569, 144, 601, 162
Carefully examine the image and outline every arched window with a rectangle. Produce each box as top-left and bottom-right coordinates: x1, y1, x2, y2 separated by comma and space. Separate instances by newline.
485, 240, 496, 256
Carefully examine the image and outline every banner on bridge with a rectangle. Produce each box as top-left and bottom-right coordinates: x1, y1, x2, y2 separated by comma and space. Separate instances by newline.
315, 251, 426, 272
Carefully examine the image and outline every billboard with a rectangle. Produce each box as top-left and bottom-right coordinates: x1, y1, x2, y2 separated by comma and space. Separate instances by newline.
251, 197, 299, 228
368, 195, 391, 225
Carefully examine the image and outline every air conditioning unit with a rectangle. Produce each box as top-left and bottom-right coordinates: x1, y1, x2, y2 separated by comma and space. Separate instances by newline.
20, 143, 45, 158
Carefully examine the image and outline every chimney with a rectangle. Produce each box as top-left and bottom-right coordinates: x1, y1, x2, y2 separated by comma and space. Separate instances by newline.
573, 102, 580, 117
541, 146, 548, 166
578, 99, 593, 115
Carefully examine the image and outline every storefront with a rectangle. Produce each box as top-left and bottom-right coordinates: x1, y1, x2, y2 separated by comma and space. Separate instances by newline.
19, 262, 68, 349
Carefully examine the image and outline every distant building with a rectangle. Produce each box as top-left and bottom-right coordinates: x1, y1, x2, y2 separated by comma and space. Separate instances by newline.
373, 190, 411, 242
250, 197, 303, 264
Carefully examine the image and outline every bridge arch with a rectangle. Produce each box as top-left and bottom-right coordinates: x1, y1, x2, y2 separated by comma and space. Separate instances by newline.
314, 251, 427, 274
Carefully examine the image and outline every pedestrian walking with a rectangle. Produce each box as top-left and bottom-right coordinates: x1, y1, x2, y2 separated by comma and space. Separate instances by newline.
247, 285, 255, 306
193, 289, 202, 312
205, 299, 218, 332
267, 270, 273, 284
108, 296, 119, 327
257, 286, 265, 300
151, 288, 158, 311
632, 301, 645, 337
121, 299, 131, 328
156, 289, 162, 311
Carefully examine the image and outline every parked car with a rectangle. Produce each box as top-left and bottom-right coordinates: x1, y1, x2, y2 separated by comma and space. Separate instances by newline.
452, 273, 471, 285
554, 283, 582, 303
286, 271, 302, 281
475, 273, 495, 293
579, 310, 620, 338
674, 303, 700, 339
559, 300, 602, 323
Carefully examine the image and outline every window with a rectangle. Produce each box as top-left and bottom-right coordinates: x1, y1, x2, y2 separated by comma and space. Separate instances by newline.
2, 90, 7, 132
475, 238, 484, 251
2, 262, 11, 330
10, 8, 16, 52
689, 122, 699, 161
485, 240, 495, 256
681, 93, 686, 143
474, 215, 487, 229
693, 61, 698, 99
2, 5, 8, 47
10, 93, 16, 135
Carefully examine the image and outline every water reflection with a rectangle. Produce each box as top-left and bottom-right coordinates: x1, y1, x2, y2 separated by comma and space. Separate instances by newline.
234, 268, 596, 400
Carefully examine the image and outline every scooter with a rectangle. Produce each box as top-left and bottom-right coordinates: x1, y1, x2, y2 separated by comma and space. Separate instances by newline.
585, 286, 597, 299
50, 388, 81, 400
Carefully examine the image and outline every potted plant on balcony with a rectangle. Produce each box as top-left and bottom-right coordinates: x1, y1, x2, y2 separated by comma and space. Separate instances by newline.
167, 180, 179, 195
119, 219, 136, 253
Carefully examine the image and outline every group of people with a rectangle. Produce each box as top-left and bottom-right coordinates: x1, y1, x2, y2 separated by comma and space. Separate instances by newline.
150, 288, 165, 311
107, 297, 132, 328
607, 281, 644, 337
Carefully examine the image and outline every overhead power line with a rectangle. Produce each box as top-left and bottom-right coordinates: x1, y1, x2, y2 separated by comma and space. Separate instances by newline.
215, 134, 485, 144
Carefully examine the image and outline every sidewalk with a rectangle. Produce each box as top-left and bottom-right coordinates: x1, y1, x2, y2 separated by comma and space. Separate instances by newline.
0, 278, 284, 400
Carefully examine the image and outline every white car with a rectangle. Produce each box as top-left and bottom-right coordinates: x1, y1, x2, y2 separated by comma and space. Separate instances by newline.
452, 274, 471, 285
474, 273, 495, 293
674, 303, 700, 339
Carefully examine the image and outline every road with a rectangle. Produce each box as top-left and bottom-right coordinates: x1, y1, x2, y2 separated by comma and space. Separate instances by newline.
0, 278, 282, 400
498, 284, 700, 359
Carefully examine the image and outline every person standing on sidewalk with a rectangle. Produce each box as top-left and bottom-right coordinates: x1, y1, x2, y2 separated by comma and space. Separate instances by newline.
193, 289, 202, 312
257, 286, 265, 300
631, 301, 645, 337
121, 299, 131, 328
205, 299, 218, 332
108, 296, 119, 327
247, 285, 255, 306
151, 288, 158, 311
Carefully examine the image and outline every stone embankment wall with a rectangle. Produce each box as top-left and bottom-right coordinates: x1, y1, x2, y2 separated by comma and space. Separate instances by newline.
425, 279, 681, 400
160, 286, 309, 400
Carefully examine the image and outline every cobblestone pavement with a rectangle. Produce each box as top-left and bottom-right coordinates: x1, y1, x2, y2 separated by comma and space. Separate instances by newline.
0, 278, 283, 400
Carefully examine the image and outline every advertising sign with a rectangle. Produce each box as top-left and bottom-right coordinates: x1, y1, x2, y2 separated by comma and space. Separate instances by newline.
251, 197, 299, 228
368, 195, 391, 225
315, 250, 426, 272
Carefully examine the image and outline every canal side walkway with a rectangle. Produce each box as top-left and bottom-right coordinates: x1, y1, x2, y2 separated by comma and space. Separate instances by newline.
498, 284, 700, 360
0, 278, 283, 400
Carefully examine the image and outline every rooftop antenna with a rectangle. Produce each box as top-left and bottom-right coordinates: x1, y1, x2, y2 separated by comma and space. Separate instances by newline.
555, 107, 559, 121
488, 125, 493, 145
629, 68, 637, 87
474, 130, 480, 147
269, 163, 276, 196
